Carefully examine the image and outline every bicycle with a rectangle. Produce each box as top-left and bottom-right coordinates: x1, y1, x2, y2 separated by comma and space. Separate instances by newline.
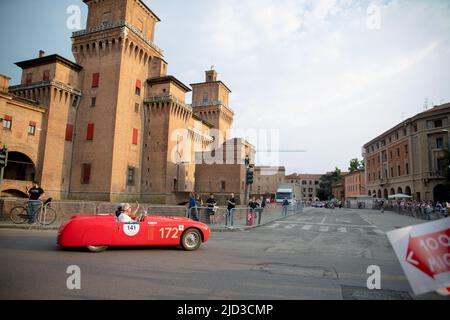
9, 198, 57, 226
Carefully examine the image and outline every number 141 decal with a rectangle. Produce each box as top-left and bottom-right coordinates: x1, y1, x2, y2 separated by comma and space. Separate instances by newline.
159, 227, 179, 239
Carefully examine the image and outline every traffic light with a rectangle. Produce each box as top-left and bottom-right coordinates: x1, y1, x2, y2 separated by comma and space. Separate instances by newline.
246, 168, 254, 185
0, 147, 8, 168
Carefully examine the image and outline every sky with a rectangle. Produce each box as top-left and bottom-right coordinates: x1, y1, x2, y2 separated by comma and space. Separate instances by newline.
1, 0, 449, 175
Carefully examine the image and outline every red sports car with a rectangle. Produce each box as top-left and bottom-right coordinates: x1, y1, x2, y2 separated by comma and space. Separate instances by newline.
57, 213, 210, 252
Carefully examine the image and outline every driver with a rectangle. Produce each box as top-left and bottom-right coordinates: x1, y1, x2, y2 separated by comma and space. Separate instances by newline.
116, 203, 140, 222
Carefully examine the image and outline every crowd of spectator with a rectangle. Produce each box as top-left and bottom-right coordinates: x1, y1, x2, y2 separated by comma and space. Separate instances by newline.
373, 199, 449, 219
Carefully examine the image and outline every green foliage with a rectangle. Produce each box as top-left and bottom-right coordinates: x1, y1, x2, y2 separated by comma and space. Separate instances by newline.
317, 167, 342, 200
349, 158, 364, 172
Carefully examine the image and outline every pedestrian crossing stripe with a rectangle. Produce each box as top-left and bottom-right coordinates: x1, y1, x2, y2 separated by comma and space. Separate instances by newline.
264, 224, 385, 236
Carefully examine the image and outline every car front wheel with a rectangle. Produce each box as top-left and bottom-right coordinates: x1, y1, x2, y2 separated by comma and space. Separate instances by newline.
181, 229, 202, 251
86, 245, 108, 253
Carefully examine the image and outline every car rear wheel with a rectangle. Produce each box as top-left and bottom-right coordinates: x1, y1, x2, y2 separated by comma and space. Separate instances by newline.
181, 229, 202, 251
86, 245, 108, 253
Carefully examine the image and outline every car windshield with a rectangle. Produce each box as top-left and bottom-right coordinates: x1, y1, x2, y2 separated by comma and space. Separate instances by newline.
276, 192, 292, 199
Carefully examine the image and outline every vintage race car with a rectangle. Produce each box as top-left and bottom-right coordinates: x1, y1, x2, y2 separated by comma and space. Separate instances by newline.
57, 213, 210, 252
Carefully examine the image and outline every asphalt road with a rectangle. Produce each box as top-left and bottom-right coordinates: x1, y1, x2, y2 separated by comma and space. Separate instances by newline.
0, 207, 447, 300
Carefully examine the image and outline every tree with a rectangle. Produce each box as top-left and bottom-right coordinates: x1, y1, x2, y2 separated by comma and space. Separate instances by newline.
317, 167, 342, 200
349, 158, 365, 172
348, 158, 359, 173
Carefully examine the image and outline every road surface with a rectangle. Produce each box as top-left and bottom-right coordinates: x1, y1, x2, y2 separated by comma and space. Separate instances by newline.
0, 207, 447, 300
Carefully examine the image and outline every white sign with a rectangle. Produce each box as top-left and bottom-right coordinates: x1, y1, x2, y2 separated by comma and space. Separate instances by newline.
386, 218, 450, 296
123, 222, 140, 237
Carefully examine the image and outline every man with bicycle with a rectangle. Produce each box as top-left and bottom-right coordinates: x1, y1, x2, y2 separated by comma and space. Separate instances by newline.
26, 182, 45, 224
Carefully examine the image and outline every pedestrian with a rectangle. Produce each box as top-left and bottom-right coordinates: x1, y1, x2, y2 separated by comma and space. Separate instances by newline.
188, 193, 199, 221
226, 193, 236, 228
248, 197, 257, 226
26, 181, 45, 224
206, 193, 217, 224
281, 197, 289, 216
258, 196, 266, 225
380, 199, 384, 213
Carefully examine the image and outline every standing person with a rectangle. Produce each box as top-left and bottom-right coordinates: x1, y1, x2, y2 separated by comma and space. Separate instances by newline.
248, 197, 257, 226
281, 197, 289, 216
188, 193, 199, 221
26, 182, 45, 224
206, 193, 217, 224
380, 199, 384, 213
226, 193, 236, 228
257, 196, 267, 225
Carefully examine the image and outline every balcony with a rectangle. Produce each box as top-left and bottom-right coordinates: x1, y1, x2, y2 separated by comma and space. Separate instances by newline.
427, 171, 444, 178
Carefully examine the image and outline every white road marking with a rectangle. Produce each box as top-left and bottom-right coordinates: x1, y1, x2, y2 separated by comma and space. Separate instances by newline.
320, 216, 327, 225
336, 218, 351, 224
301, 225, 313, 230
319, 226, 329, 232
338, 227, 347, 233
284, 224, 295, 229
373, 229, 385, 235
276, 221, 376, 228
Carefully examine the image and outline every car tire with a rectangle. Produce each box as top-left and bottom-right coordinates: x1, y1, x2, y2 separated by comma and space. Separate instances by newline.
181, 228, 202, 251
86, 245, 108, 253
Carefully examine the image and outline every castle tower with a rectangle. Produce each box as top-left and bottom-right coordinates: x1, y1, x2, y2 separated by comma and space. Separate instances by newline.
69, 0, 165, 201
9, 52, 82, 199
191, 70, 234, 145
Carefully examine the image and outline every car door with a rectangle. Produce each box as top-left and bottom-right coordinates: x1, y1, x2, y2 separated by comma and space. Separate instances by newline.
112, 219, 149, 246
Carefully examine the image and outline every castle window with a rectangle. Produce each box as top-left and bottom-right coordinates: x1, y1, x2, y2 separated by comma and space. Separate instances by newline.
135, 79, 141, 96
25, 73, 32, 85
132, 128, 138, 145
92, 73, 100, 88
86, 123, 94, 140
135, 103, 139, 113
65, 124, 74, 141
3, 115, 12, 130
43, 70, 50, 81
28, 121, 36, 135
127, 167, 135, 186
81, 164, 91, 184
91, 97, 96, 107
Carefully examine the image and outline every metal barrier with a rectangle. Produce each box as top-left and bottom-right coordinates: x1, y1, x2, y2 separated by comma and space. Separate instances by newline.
146, 205, 188, 218
187, 206, 228, 225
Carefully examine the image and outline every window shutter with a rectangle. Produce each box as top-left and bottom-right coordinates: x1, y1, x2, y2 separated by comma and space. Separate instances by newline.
43, 70, 50, 81
25, 74, 32, 84
86, 123, 94, 140
4, 115, 12, 121
29, 121, 36, 126
132, 128, 138, 145
65, 124, 74, 141
92, 73, 100, 88
136, 79, 142, 89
